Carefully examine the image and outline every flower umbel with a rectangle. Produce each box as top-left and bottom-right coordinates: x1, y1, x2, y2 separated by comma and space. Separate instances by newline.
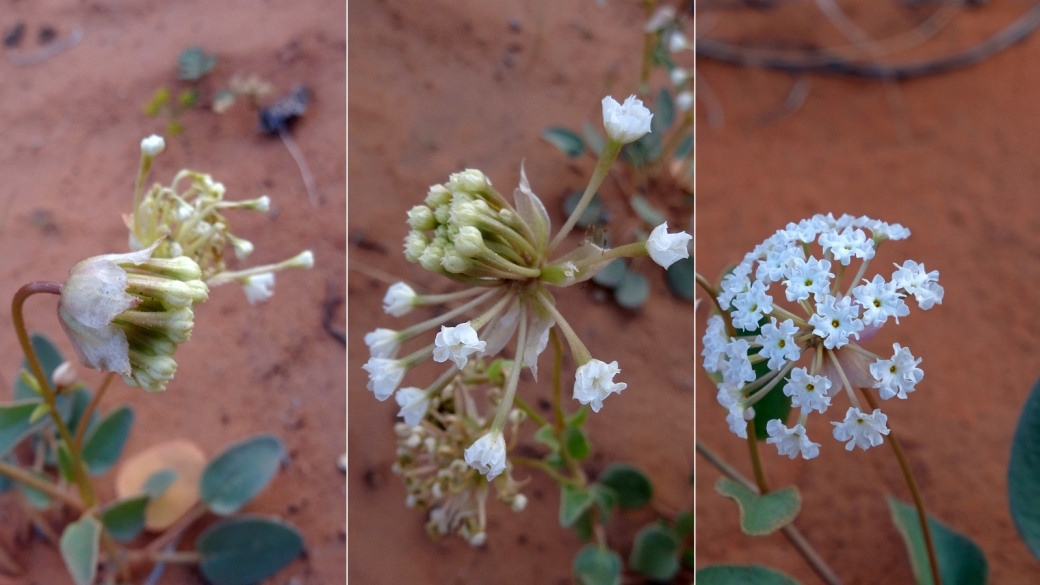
701, 214, 940, 458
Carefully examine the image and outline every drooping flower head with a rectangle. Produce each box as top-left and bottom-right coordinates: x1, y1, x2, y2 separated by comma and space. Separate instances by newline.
702, 214, 940, 459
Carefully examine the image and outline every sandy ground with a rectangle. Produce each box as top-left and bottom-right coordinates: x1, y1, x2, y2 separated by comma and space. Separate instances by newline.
696, 0, 1040, 582
0, 1, 345, 584
348, 0, 694, 583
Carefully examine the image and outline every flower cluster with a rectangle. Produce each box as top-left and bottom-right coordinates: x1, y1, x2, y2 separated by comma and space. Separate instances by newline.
363, 95, 692, 481
390, 374, 526, 546
702, 214, 941, 459
129, 135, 313, 305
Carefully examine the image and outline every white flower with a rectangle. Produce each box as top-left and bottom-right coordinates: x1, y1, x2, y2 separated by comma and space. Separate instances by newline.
242, 273, 275, 304
832, 407, 890, 451
670, 67, 689, 86
869, 343, 923, 400
809, 294, 864, 349
720, 339, 756, 388
464, 432, 507, 480
852, 275, 909, 326
726, 404, 749, 439
784, 368, 832, 414
601, 95, 653, 144
364, 328, 400, 359
675, 91, 694, 112
433, 322, 487, 369
383, 282, 417, 317
573, 359, 627, 412
701, 315, 729, 373
731, 281, 773, 331
668, 31, 690, 52
783, 257, 832, 302
755, 318, 801, 371
645, 5, 676, 32
766, 420, 820, 460
819, 227, 874, 266
892, 260, 944, 310
646, 222, 691, 269
394, 387, 430, 426
140, 135, 165, 156
362, 357, 406, 401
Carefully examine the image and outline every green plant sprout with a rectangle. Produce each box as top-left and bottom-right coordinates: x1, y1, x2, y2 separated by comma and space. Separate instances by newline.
0, 135, 313, 585
362, 94, 694, 584
143, 47, 218, 135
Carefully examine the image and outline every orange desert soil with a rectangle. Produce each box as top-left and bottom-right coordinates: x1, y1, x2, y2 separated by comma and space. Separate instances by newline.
349, 0, 694, 583
697, 0, 1040, 583
0, 1, 345, 584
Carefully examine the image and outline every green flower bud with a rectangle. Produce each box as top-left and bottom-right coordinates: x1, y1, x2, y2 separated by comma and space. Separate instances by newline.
407, 205, 437, 231
403, 231, 429, 263
425, 184, 452, 208
454, 226, 484, 258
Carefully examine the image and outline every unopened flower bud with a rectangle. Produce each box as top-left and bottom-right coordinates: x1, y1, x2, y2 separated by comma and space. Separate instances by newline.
602, 95, 653, 145
441, 250, 470, 274
450, 169, 492, 194
140, 135, 166, 157
407, 205, 437, 231
383, 282, 417, 317
53, 362, 77, 389
404, 231, 429, 263
419, 244, 445, 273
229, 236, 255, 260
453, 226, 484, 258
676, 91, 694, 112
511, 494, 528, 512
425, 184, 452, 208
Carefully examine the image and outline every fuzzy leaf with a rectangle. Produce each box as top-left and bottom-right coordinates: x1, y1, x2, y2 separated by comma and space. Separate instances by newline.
1009, 374, 1040, 561
197, 516, 303, 585
715, 478, 800, 536
560, 485, 595, 527
82, 406, 134, 475
696, 565, 803, 585
598, 463, 653, 509
887, 496, 987, 585
542, 127, 585, 158
200, 434, 284, 515
101, 496, 150, 542
573, 545, 622, 585
60, 515, 100, 585
629, 523, 680, 581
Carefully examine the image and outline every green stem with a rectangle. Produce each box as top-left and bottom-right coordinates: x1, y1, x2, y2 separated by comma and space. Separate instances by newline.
859, 388, 942, 585
745, 419, 770, 494
548, 140, 623, 254
74, 372, 115, 449
511, 456, 581, 487
549, 328, 566, 432
12, 282, 97, 508
0, 460, 82, 510
490, 305, 528, 433
566, 241, 648, 273
512, 395, 549, 428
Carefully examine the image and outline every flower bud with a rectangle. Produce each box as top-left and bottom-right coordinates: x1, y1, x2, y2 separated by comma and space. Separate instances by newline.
403, 231, 429, 263
602, 95, 653, 145
425, 184, 452, 208
407, 205, 437, 231
440, 250, 470, 274
140, 135, 166, 157
453, 226, 485, 258
450, 169, 491, 194
229, 235, 255, 260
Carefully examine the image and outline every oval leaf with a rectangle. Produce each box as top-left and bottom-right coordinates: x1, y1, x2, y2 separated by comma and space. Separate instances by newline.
652, 86, 675, 133
598, 463, 653, 509
564, 426, 591, 461
592, 258, 627, 289
629, 523, 680, 581
1009, 375, 1040, 561
116, 439, 206, 531
666, 257, 696, 302
715, 478, 801, 536
82, 406, 134, 475
101, 496, 150, 542
542, 127, 585, 158
60, 515, 100, 585
0, 399, 44, 458
14, 334, 65, 400
573, 544, 622, 585
696, 565, 803, 585
560, 485, 595, 527
201, 434, 284, 515
143, 469, 179, 498
197, 516, 303, 585
614, 272, 649, 309
887, 496, 988, 585
581, 122, 606, 157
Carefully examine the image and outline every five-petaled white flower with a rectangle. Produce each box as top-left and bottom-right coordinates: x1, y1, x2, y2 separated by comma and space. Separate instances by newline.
809, 294, 864, 349
756, 318, 801, 371
852, 275, 909, 326
573, 359, 627, 412
464, 432, 507, 480
601, 95, 653, 144
383, 282, 417, 317
394, 387, 430, 426
766, 420, 820, 460
892, 260, 944, 310
433, 322, 487, 369
646, 222, 691, 269
832, 407, 890, 451
731, 281, 774, 331
362, 358, 406, 401
870, 343, 923, 400
784, 368, 832, 414
783, 257, 832, 303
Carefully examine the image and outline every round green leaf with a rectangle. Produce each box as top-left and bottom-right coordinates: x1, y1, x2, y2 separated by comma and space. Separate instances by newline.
560, 485, 595, 527
887, 496, 987, 585
675, 510, 694, 539
695, 565, 803, 585
573, 544, 622, 585
563, 191, 605, 228
592, 258, 627, 288
101, 495, 149, 542
581, 122, 606, 157
715, 478, 801, 536
143, 469, 178, 498
542, 127, 585, 158
200, 434, 285, 515
652, 87, 675, 133
614, 272, 649, 309
197, 516, 303, 585
629, 523, 680, 581
0, 399, 43, 458
60, 515, 100, 585
82, 406, 134, 475
598, 463, 653, 509
533, 425, 560, 452
564, 426, 591, 461
666, 257, 696, 302
178, 46, 217, 81
1010, 375, 1040, 561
